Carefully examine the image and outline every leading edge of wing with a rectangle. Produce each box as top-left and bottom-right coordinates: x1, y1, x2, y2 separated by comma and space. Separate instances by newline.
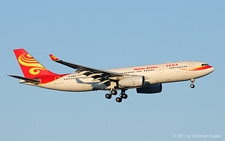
49, 54, 124, 77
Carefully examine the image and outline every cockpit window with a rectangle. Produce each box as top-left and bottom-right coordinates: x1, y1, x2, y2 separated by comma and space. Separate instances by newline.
201, 64, 209, 66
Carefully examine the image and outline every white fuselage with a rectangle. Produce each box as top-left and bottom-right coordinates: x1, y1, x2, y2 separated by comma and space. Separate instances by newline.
34, 61, 214, 92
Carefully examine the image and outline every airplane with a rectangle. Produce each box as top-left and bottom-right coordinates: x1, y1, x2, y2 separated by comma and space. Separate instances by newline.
9, 48, 214, 103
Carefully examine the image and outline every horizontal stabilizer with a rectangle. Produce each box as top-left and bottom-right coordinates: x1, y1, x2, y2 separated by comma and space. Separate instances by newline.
8, 75, 40, 84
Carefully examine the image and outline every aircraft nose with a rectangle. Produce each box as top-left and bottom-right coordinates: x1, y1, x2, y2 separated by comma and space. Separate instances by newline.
210, 66, 215, 72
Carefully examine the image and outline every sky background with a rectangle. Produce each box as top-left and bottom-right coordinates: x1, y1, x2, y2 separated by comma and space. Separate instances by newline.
0, 0, 224, 141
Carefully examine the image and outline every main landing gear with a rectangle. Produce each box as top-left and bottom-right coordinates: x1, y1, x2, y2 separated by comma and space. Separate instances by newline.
115, 89, 128, 103
105, 89, 117, 99
190, 78, 195, 88
105, 89, 128, 103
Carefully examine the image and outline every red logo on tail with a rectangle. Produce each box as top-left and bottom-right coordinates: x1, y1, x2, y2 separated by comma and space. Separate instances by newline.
14, 49, 56, 78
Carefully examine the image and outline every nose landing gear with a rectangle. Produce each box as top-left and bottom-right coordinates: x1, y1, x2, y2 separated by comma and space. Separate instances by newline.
190, 78, 195, 88
190, 84, 195, 88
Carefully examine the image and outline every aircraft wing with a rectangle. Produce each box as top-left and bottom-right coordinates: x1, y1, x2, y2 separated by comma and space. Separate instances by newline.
49, 54, 124, 81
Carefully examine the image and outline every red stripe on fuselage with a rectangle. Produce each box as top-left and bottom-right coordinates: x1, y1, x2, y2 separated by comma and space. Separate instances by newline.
191, 66, 213, 71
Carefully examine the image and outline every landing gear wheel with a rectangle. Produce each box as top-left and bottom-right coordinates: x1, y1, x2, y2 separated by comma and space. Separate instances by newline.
105, 94, 112, 99
190, 84, 195, 88
116, 97, 122, 103
121, 94, 128, 99
111, 90, 117, 95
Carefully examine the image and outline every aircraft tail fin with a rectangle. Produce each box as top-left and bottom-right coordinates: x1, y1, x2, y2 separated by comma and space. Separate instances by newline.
13, 48, 57, 78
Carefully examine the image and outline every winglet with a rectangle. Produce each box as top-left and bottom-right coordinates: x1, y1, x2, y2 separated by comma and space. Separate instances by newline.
49, 54, 59, 61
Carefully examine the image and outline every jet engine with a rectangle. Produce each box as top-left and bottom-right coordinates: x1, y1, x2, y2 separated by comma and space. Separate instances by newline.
118, 76, 145, 88
136, 83, 162, 94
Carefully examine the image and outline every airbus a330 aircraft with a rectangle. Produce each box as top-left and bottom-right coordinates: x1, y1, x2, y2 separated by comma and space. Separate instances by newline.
9, 49, 214, 103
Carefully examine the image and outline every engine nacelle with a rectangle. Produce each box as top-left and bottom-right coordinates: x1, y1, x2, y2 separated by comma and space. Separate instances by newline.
136, 83, 162, 94
118, 76, 145, 88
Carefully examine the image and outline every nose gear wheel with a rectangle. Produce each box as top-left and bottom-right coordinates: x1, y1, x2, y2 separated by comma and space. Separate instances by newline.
190, 79, 195, 88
